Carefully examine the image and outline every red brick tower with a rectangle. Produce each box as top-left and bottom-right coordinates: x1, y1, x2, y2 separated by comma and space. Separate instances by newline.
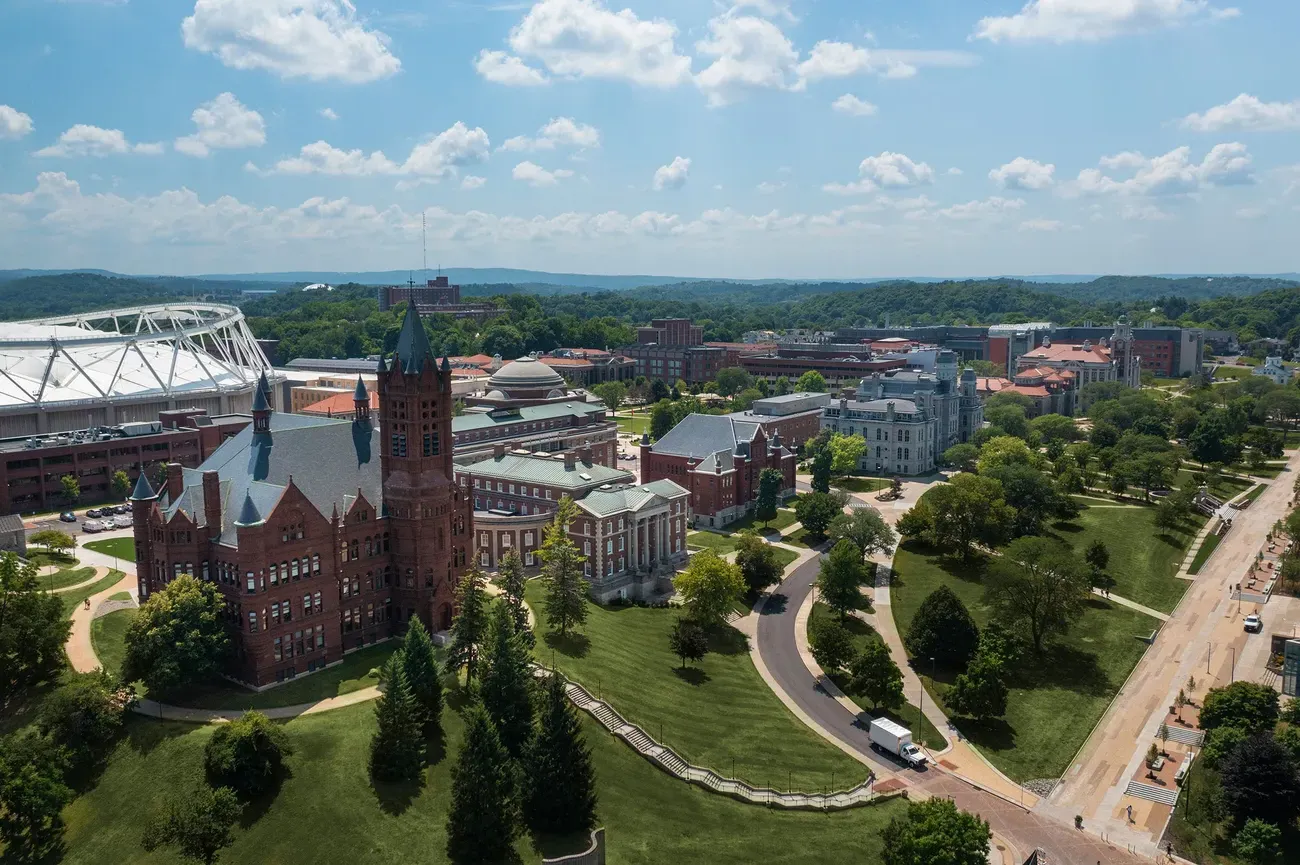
377, 303, 473, 633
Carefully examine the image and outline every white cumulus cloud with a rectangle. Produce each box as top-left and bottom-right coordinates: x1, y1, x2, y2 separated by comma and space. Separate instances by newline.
253, 121, 490, 179
831, 94, 877, 116
320, 107, 340, 121
35, 125, 163, 158
1019, 218, 1063, 231
500, 117, 600, 152
989, 157, 1056, 190
483, 0, 691, 88
1072, 143, 1254, 196
652, 156, 691, 191
694, 13, 799, 107
461, 175, 487, 190
796, 41, 976, 84
825, 152, 934, 196
1181, 93, 1300, 132
0, 106, 34, 140
181, 0, 400, 83
973, 0, 1239, 43
175, 93, 266, 157
513, 161, 575, 187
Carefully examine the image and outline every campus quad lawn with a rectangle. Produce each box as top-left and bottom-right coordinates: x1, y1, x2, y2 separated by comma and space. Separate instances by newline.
177, 641, 401, 710
726, 508, 799, 534
59, 571, 125, 617
524, 583, 865, 788
1187, 532, 1223, 576
891, 543, 1158, 782
90, 609, 136, 679
686, 531, 738, 555
55, 701, 906, 865
1049, 499, 1203, 613
614, 411, 650, 436
35, 565, 99, 592
1174, 469, 1252, 501
807, 603, 946, 750
832, 477, 890, 494
84, 537, 136, 560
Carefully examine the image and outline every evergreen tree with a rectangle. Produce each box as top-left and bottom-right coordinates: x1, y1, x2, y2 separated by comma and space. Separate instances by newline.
400, 617, 444, 738
448, 564, 489, 685
446, 707, 520, 865
497, 548, 533, 645
479, 604, 535, 760
369, 655, 424, 783
540, 497, 589, 637
526, 675, 598, 835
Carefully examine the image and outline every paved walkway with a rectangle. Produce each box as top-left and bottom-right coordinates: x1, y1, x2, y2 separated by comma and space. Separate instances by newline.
1045, 450, 1299, 855
66, 570, 137, 674
1091, 588, 1171, 622
51, 565, 111, 594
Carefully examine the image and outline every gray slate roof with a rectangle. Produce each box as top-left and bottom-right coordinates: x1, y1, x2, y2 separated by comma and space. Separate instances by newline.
853, 398, 922, 413
453, 400, 605, 433
577, 480, 689, 517
162, 412, 382, 545
0, 514, 25, 535
648, 413, 759, 460
462, 452, 632, 489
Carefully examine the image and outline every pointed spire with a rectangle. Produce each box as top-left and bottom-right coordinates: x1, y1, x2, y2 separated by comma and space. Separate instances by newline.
394, 302, 432, 375
234, 490, 263, 527
130, 470, 156, 501
441, 355, 451, 372
354, 376, 369, 402
251, 382, 270, 412
376, 352, 388, 374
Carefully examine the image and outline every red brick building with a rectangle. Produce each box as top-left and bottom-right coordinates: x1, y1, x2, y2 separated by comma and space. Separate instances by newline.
639, 413, 796, 528
132, 305, 474, 688
376, 276, 497, 321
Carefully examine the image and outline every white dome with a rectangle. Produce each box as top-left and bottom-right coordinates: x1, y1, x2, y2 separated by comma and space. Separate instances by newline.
487, 357, 566, 391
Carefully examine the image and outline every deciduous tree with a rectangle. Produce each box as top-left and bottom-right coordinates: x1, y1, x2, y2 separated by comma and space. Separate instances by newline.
203, 710, 293, 799
122, 575, 230, 695
111, 469, 132, 500
809, 614, 855, 674
849, 639, 904, 712
942, 443, 979, 473
925, 474, 1016, 559
880, 799, 990, 865
60, 474, 80, 505
817, 539, 868, 620
1199, 682, 1280, 734
987, 537, 1089, 653
734, 533, 783, 594
667, 618, 709, 668
1220, 734, 1300, 826
946, 654, 1008, 722
828, 433, 867, 475
0, 731, 72, 860
794, 490, 846, 542
827, 507, 896, 560
904, 586, 980, 669
591, 381, 626, 414
673, 550, 744, 628
141, 784, 241, 865
795, 370, 826, 393
1232, 818, 1282, 865
37, 670, 127, 772
0, 552, 69, 707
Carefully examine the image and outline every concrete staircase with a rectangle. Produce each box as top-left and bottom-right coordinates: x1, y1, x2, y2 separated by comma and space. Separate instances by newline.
1124, 780, 1180, 807
1162, 725, 1204, 747
551, 672, 882, 811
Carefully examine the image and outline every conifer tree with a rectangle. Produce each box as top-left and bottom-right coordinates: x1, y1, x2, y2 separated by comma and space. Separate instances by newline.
448, 564, 489, 685
401, 617, 443, 737
526, 674, 598, 835
446, 707, 520, 865
541, 496, 589, 637
497, 548, 533, 646
369, 654, 424, 783
479, 603, 535, 760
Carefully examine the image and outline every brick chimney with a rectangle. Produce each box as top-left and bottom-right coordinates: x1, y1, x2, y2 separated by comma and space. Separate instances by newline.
564, 451, 576, 471
201, 470, 221, 533
493, 443, 506, 459
166, 462, 184, 502
579, 444, 593, 465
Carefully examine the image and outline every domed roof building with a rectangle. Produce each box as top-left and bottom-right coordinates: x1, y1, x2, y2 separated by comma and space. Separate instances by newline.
466, 356, 594, 409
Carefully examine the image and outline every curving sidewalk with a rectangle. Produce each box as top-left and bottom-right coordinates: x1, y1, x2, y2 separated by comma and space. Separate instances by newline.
66, 570, 137, 674
52, 565, 112, 594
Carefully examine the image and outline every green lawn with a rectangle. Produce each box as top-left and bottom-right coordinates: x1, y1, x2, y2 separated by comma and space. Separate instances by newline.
1187, 531, 1223, 576
90, 609, 137, 679
27, 550, 79, 570
1174, 469, 1252, 500
807, 603, 946, 750
51, 701, 905, 865
84, 537, 136, 560
614, 413, 650, 436
1244, 483, 1268, 502
832, 477, 890, 494
891, 543, 1159, 782
524, 583, 866, 788
175, 641, 400, 710
39, 566, 99, 591
686, 531, 739, 555
60, 571, 125, 618
1046, 500, 1203, 613
783, 527, 815, 548
726, 508, 799, 534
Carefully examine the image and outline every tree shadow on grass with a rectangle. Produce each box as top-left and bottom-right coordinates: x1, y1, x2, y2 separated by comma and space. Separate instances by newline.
123, 713, 192, 756
543, 630, 590, 659
760, 593, 788, 615
953, 717, 1016, 753
1008, 643, 1110, 698
936, 553, 988, 587
445, 685, 475, 712
708, 624, 749, 656
237, 766, 294, 829
371, 772, 423, 816
1154, 532, 1183, 549
532, 830, 593, 862
672, 666, 710, 686
1050, 520, 1085, 535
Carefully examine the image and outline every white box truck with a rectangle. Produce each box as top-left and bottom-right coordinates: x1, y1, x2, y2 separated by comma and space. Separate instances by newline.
868, 717, 928, 768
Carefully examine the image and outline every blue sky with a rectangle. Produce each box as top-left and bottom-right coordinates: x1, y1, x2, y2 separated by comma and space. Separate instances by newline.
2, 0, 1299, 278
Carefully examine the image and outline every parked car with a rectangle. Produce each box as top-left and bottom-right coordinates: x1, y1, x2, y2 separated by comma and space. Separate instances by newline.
85, 508, 102, 518
1244, 614, 1262, 633
59, 512, 76, 522
117, 503, 132, 514
100, 517, 118, 530
116, 514, 132, 527
82, 520, 103, 533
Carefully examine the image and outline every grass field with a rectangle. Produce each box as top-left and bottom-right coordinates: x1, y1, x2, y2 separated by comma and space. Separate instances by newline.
27, 550, 79, 569
1244, 483, 1268, 502
891, 543, 1159, 782
832, 477, 890, 494
1174, 469, 1253, 501
90, 609, 136, 679
37, 566, 99, 592
84, 537, 136, 560
60, 571, 125, 618
1047, 500, 1203, 613
524, 583, 865, 788
1187, 531, 1223, 576
51, 701, 905, 865
686, 531, 739, 555
807, 603, 946, 750
614, 412, 650, 436
726, 508, 799, 534
179, 641, 399, 710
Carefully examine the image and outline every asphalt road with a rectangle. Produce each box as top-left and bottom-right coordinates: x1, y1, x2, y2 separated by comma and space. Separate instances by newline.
755, 552, 913, 777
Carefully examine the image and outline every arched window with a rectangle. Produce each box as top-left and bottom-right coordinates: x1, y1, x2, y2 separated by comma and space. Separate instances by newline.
291, 559, 300, 578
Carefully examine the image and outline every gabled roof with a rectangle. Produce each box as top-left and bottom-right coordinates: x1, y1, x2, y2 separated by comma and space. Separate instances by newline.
461, 452, 632, 488
577, 480, 689, 517
452, 400, 605, 433
162, 412, 382, 544
648, 413, 760, 460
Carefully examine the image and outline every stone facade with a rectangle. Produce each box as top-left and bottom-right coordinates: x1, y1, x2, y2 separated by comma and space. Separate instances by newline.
133, 304, 474, 688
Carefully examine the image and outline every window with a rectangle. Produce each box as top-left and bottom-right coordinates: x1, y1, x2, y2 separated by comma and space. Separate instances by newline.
391, 433, 407, 457
291, 559, 300, 579
303, 594, 311, 616
606, 540, 613, 554
314, 591, 322, 612
246, 574, 255, 593
271, 601, 281, 624
248, 611, 258, 632
312, 554, 320, 573
584, 540, 591, 555
201, 561, 210, 581
269, 563, 279, 585
316, 629, 325, 649
273, 637, 283, 661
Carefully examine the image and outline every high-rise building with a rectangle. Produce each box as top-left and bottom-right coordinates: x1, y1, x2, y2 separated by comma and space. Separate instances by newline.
132, 304, 475, 687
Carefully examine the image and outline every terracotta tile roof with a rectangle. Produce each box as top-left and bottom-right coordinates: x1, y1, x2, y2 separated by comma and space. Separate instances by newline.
300, 391, 379, 417
976, 376, 1013, 394
540, 357, 597, 367
1020, 342, 1111, 363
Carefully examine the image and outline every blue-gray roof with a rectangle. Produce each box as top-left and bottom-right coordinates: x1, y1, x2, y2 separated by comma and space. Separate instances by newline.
648, 413, 759, 460
162, 411, 382, 544
130, 470, 155, 501
577, 480, 689, 517
462, 452, 632, 488
394, 301, 433, 374
453, 401, 604, 434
